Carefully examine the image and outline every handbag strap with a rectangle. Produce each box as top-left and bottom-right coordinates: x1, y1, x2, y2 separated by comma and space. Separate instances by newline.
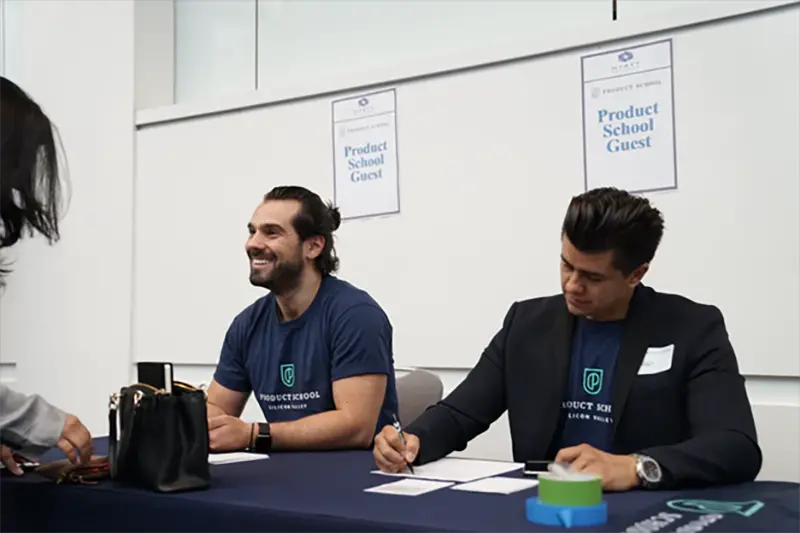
106, 384, 161, 480
108, 394, 119, 479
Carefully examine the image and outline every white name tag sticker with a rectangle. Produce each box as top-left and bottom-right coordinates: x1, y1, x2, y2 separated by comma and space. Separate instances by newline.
638, 345, 674, 375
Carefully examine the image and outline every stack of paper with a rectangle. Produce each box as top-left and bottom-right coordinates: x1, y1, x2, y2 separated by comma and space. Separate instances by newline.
370, 457, 522, 483
208, 452, 268, 465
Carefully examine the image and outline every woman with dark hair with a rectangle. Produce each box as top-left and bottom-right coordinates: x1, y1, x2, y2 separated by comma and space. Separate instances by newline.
0, 76, 93, 473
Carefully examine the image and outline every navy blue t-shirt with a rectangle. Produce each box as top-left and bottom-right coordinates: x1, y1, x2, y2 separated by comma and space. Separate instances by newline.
213, 276, 398, 434
556, 317, 623, 452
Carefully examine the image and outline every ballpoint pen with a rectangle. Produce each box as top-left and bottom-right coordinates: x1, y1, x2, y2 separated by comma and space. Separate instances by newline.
391, 414, 414, 474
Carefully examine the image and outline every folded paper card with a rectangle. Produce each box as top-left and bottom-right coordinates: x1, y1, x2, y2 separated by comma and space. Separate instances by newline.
364, 478, 453, 496
451, 476, 539, 494
208, 452, 268, 465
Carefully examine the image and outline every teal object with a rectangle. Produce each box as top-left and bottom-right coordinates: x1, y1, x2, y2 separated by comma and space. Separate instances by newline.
666, 499, 765, 517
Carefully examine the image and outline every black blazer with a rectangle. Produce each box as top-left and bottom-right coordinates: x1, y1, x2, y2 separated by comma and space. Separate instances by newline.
407, 285, 762, 489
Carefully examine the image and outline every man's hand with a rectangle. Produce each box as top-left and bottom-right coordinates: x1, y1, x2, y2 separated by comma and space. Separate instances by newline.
1, 445, 23, 475
208, 414, 252, 452
373, 424, 420, 473
58, 414, 93, 465
555, 443, 638, 491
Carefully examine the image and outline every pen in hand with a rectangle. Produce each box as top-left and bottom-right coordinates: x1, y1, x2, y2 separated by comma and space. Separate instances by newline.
391, 414, 414, 474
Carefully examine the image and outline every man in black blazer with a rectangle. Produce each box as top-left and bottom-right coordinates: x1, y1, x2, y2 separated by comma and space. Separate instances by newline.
373, 187, 761, 491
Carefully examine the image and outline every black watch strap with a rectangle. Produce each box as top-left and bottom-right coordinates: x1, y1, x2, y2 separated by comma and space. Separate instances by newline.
250, 422, 271, 454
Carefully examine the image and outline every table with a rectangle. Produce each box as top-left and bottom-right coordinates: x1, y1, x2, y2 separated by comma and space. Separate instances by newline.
2, 439, 798, 532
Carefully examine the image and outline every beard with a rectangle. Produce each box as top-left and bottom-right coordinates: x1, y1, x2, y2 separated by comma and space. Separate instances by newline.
249, 249, 303, 295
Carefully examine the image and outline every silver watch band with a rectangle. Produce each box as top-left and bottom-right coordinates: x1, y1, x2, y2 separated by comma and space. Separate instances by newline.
632, 453, 662, 488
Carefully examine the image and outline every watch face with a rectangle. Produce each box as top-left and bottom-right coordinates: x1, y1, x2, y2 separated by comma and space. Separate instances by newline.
641, 458, 661, 482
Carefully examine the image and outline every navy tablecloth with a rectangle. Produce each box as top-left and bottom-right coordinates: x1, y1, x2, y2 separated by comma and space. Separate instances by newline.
1, 438, 798, 532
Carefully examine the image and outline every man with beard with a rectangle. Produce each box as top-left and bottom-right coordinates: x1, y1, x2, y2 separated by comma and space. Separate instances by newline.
373, 187, 761, 491
205, 186, 398, 454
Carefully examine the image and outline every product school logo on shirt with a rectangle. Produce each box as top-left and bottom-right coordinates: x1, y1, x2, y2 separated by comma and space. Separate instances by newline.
563, 367, 613, 426
582, 368, 604, 395
280, 363, 295, 388
258, 362, 321, 413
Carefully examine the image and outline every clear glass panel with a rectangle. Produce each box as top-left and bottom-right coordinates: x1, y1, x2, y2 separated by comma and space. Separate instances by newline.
255, 0, 610, 92
0, 0, 5, 75
2, 0, 26, 80
171, 0, 611, 104
616, 0, 757, 20
174, 0, 257, 103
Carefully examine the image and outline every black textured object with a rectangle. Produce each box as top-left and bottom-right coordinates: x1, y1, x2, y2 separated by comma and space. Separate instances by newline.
108, 381, 210, 492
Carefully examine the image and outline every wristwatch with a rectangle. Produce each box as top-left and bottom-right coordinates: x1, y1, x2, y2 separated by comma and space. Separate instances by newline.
248, 422, 271, 454
631, 453, 662, 488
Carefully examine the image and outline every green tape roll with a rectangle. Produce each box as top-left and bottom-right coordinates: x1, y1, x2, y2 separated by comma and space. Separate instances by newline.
538, 472, 602, 507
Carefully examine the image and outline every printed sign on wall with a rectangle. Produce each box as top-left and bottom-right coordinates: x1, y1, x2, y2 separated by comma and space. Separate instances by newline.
332, 89, 400, 220
581, 39, 677, 193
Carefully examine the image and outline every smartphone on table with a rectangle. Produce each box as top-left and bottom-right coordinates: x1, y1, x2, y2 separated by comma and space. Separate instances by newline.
523, 460, 551, 477
0, 452, 39, 474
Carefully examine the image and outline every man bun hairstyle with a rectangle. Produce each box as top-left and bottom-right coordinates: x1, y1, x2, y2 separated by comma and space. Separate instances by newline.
562, 187, 664, 275
328, 204, 342, 232
263, 185, 340, 275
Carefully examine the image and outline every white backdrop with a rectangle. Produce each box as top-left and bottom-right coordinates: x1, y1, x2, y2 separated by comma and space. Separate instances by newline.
134, 6, 799, 377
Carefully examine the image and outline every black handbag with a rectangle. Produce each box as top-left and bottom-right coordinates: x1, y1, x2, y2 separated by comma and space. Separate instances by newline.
108, 380, 210, 492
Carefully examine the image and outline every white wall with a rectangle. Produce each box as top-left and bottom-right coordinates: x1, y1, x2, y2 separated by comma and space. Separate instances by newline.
0, 0, 135, 436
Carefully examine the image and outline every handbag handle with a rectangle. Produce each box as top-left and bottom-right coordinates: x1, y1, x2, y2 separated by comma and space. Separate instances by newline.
107, 387, 145, 479
107, 391, 123, 479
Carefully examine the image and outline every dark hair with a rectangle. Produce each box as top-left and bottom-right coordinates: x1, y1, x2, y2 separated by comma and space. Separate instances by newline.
263, 185, 341, 275
1, 76, 66, 282
561, 187, 664, 275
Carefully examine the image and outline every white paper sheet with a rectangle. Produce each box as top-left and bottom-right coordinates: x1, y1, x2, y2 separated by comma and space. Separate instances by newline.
208, 452, 268, 465
364, 478, 453, 496
451, 476, 539, 494
371, 457, 522, 483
